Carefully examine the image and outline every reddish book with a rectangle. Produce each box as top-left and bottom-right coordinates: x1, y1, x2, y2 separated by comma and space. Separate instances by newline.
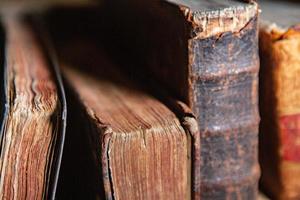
0, 13, 66, 199
259, 0, 300, 199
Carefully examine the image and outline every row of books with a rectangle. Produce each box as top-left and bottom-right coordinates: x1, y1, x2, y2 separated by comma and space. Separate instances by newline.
0, 0, 299, 199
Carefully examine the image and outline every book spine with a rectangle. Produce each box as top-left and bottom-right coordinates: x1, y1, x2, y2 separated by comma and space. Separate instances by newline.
188, 14, 260, 199
259, 25, 300, 200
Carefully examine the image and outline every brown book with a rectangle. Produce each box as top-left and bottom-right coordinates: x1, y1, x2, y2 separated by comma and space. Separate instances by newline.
48, 33, 198, 199
0, 14, 66, 199
259, 0, 300, 199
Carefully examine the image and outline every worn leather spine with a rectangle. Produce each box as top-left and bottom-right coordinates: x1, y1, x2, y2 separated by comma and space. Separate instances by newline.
189, 18, 260, 200
161, 1, 260, 199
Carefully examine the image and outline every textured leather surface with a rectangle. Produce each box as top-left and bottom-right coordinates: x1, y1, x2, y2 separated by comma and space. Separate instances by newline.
189, 16, 260, 200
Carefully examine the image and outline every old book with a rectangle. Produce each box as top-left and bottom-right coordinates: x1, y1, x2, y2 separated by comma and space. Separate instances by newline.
259, 0, 300, 199
92, 0, 260, 199
0, 14, 66, 199
47, 33, 198, 199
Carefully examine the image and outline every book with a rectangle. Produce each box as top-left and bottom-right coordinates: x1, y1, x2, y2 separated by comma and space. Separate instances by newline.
0, 13, 66, 199
259, 0, 300, 199
89, 0, 260, 199
47, 31, 199, 199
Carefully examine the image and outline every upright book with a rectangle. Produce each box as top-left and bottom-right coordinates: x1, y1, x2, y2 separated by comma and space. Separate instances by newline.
259, 0, 300, 199
0, 13, 66, 199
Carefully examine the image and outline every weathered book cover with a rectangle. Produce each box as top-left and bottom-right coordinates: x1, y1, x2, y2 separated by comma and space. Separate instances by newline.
0, 13, 66, 200
171, 1, 260, 199
259, 1, 300, 199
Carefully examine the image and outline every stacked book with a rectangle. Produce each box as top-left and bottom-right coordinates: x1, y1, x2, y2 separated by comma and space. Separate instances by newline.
0, 0, 299, 199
